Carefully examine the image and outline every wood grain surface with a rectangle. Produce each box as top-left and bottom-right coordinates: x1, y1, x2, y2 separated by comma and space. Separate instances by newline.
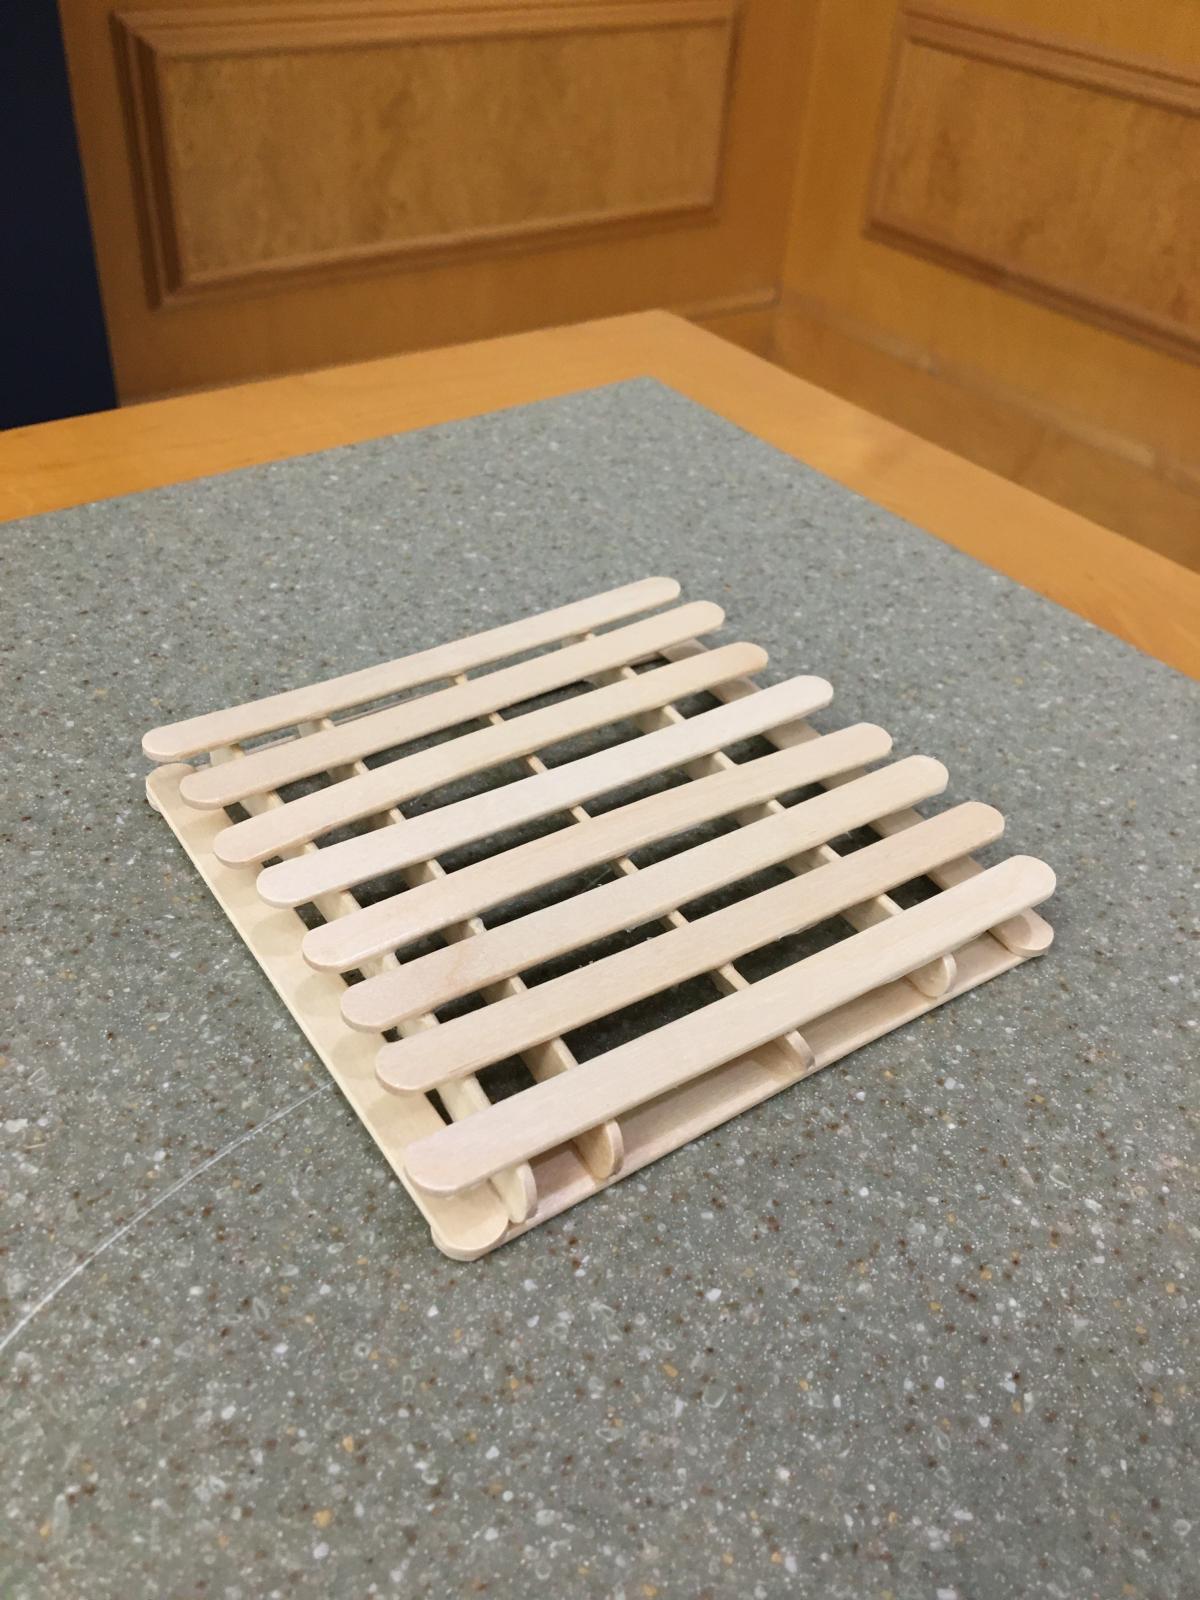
300, 726, 890, 970
776, 0, 1200, 577
868, 7, 1200, 363
349, 758, 952, 1034
401, 855, 1058, 1196
117, 1, 734, 302
57, 0, 808, 398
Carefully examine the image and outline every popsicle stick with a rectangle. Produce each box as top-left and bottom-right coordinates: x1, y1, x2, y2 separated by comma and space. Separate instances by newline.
303, 723, 886, 971
180, 600, 725, 809
345, 755, 950, 1031
143, 764, 512, 1256
213, 642, 767, 866
260, 673, 834, 907
402, 856, 1057, 1196
268, 720, 544, 1222
488, 647, 818, 1082
662, 640, 1054, 958
144, 577, 680, 761
378, 802, 1003, 1092
871, 837, 1054, 956
448, 682, 630, 1182
594, 660, 953, 1000
792, 725, 1054, 959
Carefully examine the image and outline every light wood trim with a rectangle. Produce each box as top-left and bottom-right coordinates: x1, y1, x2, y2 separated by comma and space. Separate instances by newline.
3, 313, 1196, 676
214, 639, 766, 864
257, 673, 834, 904
347, 754, 949, 1028
143, 575, 678, 759
302, 724, 889, 970
401, 855, 1058, 1195
867, 6, 1200, 364
178, 599, 724, 806
902, 6, 1200, 116
681, 287, 778, 355
119, 0, 736, 57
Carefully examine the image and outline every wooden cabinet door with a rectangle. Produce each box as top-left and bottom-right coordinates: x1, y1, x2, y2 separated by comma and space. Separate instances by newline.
777, 0, 1200, 566
59, 0, 807, 400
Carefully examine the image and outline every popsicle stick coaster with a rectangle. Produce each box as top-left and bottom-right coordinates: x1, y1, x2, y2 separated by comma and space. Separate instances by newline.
143, 579, 1055, 1258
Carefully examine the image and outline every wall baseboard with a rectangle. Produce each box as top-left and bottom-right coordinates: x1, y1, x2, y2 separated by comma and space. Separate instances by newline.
768, 294, 1200, 572
681, 288, 778, 356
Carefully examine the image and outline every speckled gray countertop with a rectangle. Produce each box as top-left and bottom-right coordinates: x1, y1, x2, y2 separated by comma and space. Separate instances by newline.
2, 380, 1197, 1600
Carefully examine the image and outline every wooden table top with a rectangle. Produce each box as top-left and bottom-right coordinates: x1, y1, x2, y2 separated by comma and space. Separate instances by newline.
3, 310, 1195, 677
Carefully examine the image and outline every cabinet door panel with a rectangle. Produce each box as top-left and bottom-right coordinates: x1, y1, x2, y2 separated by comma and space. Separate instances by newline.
778, 0, 1200, 566
63, 0, 807, 397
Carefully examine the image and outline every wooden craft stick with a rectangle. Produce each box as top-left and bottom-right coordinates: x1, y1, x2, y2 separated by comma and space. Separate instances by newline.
259, 674, 834, 907
662, 640, 1056, 958
179, 600, 724, 808
377, 802, 1002, 1090
303, 723, 888, 971
401, 855, 1057, 1195
346, 755, 950, 1031
213, 641, 767, 866
144, 576, 680, 761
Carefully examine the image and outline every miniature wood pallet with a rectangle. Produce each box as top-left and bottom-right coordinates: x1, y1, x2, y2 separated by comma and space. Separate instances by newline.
144, 578, 1055, 1259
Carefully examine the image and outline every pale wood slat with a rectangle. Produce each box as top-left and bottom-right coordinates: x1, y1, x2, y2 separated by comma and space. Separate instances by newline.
259, 673, 834, 907
789, 724, 1054, 959
179, 600, 724, 809
449, 681, 627, 1179
377, 802, 1003, 1092
394, 680, 624, 1188
381, 854, 620, 1195
345, 754, 950, 1032
560, 661, 819, 1080
144, 762, 512, 1257
299, 695, 625, 1189
302, 723, 885, 971
663, 640, 1055, 958
144, 576, 680, 761
402, 856, 1058, 1196
209, 739, 540, 1224
592, 664, 954, 1003
213, 641, 767, 866
286, 721, 548, 1219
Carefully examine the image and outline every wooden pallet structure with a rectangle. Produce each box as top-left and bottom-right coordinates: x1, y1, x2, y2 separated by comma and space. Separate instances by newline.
144, 578, 1055, 1258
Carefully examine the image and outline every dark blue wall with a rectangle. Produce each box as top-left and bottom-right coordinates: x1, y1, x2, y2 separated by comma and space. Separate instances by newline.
2, 0, 117, 429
